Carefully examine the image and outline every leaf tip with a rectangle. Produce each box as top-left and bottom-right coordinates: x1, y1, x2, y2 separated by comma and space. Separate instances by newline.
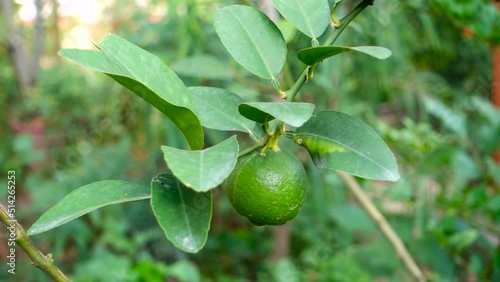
385, 170, 400, 182
57, 49, 71, 58
379, 50, 392, 60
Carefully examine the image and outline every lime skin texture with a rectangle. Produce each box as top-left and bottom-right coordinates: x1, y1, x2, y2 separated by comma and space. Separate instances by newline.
225, 150, 307, 226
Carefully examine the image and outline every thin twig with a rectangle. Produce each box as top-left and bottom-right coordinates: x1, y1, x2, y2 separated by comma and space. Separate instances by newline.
336, 172, 426, 282
285, 0, 375, 102
238, 143, 263, 158
0, 203, 70, 282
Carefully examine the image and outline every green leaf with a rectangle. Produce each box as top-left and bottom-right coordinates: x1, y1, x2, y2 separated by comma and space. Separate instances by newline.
239, 102, 314, 127
214, 5, 287, 79
272, 259, 301, 282
161, 136, 239, 192
168, 260, 201, 282
59, 34, 203, 150
294, 111, 399, 181
272, 0, 330, 39
28, 181, 150, 235
298, 46, 392, 66
189, 87, 257, 138
276, 19, 297, 44
172, 55, 232, 80
151, 174, 212, 253
421, 95, 467, 137
448, 229, 479, 251
486, 195, 500, 212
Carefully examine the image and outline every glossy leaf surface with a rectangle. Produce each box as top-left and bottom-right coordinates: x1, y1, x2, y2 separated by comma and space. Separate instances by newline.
151, 174, 212, 253
161, 136, 239, 192
239, 102, 314, 127
189, 87, 257, 137
28, 181, 150, 235
272, 0, 330, 39
294, 111, 399, 181
172, 55, 232, 80
214, 5, 286, 79
298, 46, 392, 66
59, 34, 203, 149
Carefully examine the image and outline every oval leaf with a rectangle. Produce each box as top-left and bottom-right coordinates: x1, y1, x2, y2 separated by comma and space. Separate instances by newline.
422, 95, 467, 137
172, 55, 232, 80
28, 181, 150, 235
272, 0, 330, 39
239, 102, 314, 127
58, 34, 203, 150
294, 111, 399, 181
214, 5, 287, 79
189, 87, 257, 139
161, 136, 239, 192
298, 46, 392, 66
151, 174, 212, 253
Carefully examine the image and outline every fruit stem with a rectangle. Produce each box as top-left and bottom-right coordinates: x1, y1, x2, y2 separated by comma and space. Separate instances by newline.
261, 121, 285, 155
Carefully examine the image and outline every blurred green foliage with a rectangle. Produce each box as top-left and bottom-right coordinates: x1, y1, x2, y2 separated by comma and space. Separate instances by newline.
1, 0, 499, 281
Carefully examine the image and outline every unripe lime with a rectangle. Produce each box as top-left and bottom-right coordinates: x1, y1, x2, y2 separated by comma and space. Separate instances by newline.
225, 150, 307, 226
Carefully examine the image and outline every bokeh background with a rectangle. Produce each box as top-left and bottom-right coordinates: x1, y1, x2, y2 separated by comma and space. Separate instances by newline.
1, 0, 500, 281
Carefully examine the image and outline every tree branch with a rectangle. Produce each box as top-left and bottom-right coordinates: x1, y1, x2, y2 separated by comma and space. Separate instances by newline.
336, 172, 426, 282
0, 203, 70, 282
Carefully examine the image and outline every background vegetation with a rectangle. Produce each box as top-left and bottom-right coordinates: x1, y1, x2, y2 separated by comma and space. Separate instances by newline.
1, 0, 499, 281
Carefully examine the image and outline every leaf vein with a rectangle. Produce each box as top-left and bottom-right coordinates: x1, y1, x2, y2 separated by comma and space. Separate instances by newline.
228, 9, 274, 79
176, 179, 195, 249
294, 0, 315, 38
192, 94, 255, 138
298, 132, 395, 176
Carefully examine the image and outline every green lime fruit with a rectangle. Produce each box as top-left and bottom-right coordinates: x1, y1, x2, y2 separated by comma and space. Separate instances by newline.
225, 149, 307, 226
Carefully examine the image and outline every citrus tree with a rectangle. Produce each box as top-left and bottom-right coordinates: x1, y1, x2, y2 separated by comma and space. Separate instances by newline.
26, 0, 399, 263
